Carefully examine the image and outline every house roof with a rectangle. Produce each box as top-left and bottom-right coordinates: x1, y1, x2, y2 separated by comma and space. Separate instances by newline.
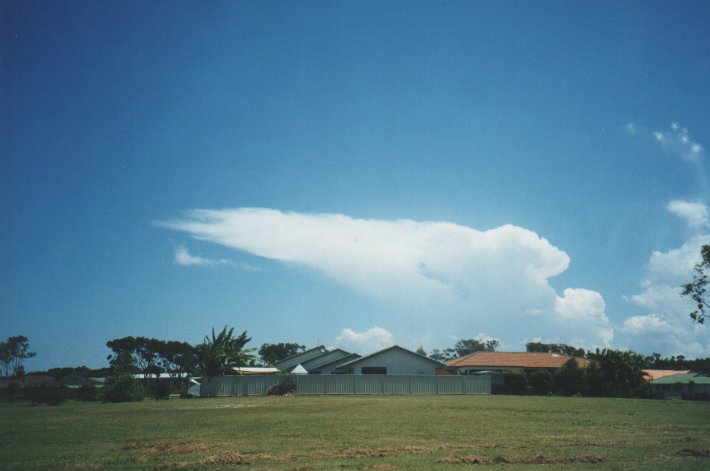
446, 352, 590, 369
274, 346, 328, 371
338, 345, 446, 369
642, 369, 691, 381
651, 372, 710, 385
315, 353, 361, 372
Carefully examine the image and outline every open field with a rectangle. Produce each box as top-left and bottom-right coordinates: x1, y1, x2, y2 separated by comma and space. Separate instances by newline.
2, 395, 710, 470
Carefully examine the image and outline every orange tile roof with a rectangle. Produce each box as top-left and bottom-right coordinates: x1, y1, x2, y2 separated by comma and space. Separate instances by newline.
446, 352, 590, 369
642, 369, 691, 381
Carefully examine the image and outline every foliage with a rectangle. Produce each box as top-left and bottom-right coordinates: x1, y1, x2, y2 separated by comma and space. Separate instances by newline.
265, 378, 297, 396
100, 373, 144, 403
149, 379, 172, 400
416, 345, 427, 356
680, 244, 710, 323
76, 383, 98, 401
196, 326, 255, 377
0, 335, 36, 377
106, 336, 195, 387
430, 338, 499, 361
586, 348, 647, 398
258, 342, 305, 366
528, 369, 553, 395
27, 385, 67, 406
502, 369, 527, 395
526, 341, 585, 357
555, 358, 585, 396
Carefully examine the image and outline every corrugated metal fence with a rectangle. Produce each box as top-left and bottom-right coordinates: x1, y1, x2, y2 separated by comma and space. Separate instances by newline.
200, 374, 491, 397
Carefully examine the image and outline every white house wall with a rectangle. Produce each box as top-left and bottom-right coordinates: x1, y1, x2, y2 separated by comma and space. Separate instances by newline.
350, 348, 438, 375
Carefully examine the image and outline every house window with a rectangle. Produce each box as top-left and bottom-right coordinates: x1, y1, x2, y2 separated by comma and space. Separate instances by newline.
362, 367, 387, 375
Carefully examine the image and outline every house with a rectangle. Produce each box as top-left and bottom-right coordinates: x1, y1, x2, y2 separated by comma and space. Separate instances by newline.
336, 345, 446, 375
642, 369, 691, 381
443, 352, 590, 375
274, 346, 330, 372
649, 372, 710, 397
298, 349, 360, 374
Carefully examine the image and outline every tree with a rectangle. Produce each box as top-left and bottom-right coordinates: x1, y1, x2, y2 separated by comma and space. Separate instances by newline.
196, 326, 255, 376
258, 342, 305, 366
586, 348, 647, 398
681, 244, 710, 323
430, 338, 499, 361
555, 358, 585, 396
526, 342, 585, 357
0, 335, 36, 377
416, 345, 427, 356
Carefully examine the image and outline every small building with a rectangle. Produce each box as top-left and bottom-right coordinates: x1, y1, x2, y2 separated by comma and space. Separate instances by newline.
444, 352, 590, 375
650, 372, 710, 397
337, 345, 446, 375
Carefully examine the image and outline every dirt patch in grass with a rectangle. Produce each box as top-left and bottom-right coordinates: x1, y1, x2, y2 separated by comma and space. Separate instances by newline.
56, 464, 101, 470
437, 454, 604, 465
674, 448, 710, 458
122, 441, 215, 457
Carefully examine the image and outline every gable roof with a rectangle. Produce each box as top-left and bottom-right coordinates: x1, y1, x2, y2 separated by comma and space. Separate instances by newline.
274, 346, 328, 371
338, 345, 446, 369
299, 349, 354, 371
642, 369, 691, 381
314, 353, 361, 373
446, 352, 590, 369
650, 372, 710, 385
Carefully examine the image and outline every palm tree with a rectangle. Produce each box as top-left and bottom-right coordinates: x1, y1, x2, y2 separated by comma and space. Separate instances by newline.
196, 326, 255, 376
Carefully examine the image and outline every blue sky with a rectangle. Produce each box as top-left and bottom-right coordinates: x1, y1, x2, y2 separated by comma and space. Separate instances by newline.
2, 1, 709, 371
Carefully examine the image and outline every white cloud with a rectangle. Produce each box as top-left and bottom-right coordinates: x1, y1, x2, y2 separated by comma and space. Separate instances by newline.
173, 246, 232, 267
161, 208, 614, 349
667, 200, 709, 228
625, 122, 638, 136
621, 235, 710, 356
335, 327, 394, 353
652, 122, 705, 164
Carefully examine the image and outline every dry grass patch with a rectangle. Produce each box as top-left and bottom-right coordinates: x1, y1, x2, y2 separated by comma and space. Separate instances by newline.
437, 454, 605, 465
122, 441, 215, 457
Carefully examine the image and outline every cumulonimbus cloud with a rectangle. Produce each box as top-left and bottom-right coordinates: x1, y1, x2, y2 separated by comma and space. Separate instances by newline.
160, 208, 613, 348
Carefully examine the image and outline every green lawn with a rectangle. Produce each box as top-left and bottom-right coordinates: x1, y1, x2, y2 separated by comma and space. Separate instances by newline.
1, 395, 709, 470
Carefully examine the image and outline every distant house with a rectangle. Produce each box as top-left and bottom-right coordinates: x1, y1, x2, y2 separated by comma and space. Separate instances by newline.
642, 369, 691, 381
649, 372, 710, 397
274, 346, 330, 372
337, 345, 446, 375
444, 352, 590, 375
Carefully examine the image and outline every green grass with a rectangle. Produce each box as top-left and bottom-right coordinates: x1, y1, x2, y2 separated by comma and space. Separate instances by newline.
1, 395, 709, 470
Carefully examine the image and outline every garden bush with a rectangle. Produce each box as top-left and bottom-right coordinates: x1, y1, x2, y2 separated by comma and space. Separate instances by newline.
101, 373, 144, 403
265, 378, 296, 396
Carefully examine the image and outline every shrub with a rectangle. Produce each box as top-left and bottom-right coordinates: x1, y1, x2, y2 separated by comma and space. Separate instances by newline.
555, 359, 585, 396
502, 370, 526, 395
150, 380, 172, 400
27, 385, 67, 406
528, 370, 553, 395
265, 378, 296, 396
76, 383, 98, 401
101, 373, 144, 403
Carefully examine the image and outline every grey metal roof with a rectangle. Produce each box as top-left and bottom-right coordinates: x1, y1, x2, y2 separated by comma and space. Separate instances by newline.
274, 346, 328, 371
337, 345, 446, 369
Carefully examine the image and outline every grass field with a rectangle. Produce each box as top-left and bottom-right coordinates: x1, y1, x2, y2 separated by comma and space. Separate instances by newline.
2, 395, 710, 470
